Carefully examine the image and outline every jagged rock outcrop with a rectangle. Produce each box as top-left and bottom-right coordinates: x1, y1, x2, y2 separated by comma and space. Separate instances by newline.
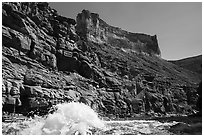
2, 2, 201, 117
76, 9, 161, 57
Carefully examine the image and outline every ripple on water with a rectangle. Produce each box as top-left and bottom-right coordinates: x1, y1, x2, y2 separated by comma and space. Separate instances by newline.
98, 120, 178, 135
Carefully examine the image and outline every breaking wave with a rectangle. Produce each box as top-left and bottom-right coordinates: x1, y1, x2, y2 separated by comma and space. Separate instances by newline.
3, 102, 200, 135
19, 102, 105, 135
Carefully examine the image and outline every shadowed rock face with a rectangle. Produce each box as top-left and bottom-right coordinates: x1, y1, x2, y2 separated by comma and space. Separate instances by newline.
169, 55, 202, 76
196, 82, 202, 115
2, 2, 201, 117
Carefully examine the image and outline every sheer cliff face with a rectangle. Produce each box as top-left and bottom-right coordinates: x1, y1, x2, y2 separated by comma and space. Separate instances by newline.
76, 10, 107, 43
2, 2, 201, 116
76, 9, 161, 57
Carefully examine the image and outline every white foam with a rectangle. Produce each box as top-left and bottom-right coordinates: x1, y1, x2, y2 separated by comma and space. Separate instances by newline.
20, 102, 105, 135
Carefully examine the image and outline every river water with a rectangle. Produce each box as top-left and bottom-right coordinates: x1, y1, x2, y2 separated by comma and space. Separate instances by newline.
2, 102, 202, 135
2, 118, 178, 135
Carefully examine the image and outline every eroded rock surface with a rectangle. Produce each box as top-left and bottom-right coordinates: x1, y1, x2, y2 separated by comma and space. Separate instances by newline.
2, 2, 201, 117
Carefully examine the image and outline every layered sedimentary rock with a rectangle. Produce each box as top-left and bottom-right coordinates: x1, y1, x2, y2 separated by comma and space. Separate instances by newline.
76, 9, 161, 57
2, 2, 201, 117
